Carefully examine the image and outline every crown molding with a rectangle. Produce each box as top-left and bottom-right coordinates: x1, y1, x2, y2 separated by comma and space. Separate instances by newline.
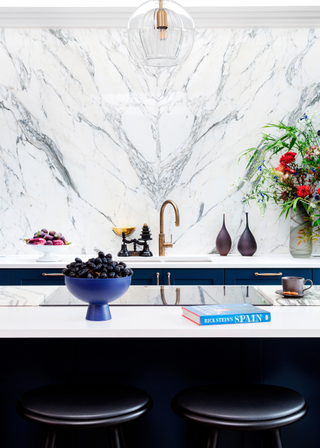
0, 7, 320, 28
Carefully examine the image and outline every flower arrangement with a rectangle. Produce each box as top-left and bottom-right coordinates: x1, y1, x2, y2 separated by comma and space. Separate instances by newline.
238, 111, 320, 243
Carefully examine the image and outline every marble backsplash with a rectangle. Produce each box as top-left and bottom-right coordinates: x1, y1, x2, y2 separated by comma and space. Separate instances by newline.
0, 28, 319, 255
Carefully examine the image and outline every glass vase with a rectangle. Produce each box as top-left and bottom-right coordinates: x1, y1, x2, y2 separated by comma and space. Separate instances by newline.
289, 205, 312, 258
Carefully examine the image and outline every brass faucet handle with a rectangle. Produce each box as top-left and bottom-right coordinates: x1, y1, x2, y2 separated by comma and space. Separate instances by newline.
163, 234, 173, 248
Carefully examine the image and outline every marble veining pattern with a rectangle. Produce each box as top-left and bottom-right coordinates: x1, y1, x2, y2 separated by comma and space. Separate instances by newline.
0, 28, 320, 255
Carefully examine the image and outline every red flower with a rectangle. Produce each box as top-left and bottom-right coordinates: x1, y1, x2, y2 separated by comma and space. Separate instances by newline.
285, 167, 296, 174
297, 185, 311, 198
318, 188, 320, 195
280, 152, 296, 164
275, 163, 286, 172
275, 163, 295, 174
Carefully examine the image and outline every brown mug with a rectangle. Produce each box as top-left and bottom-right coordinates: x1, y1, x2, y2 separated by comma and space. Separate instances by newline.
281, 276, 313, 296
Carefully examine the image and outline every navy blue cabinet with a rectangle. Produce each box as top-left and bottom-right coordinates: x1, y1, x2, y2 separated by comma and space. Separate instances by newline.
10, 269, 65, 286
225, 268, 312, 285
0, 269, 10, 285
166, 269, 224, 285
1, 267, 319, 286
312, 269, 320, 284
130, 269, 163, 285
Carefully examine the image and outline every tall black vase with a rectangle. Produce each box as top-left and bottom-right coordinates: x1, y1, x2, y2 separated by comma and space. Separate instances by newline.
216, 214, 232, 256
237, 212, 257, 256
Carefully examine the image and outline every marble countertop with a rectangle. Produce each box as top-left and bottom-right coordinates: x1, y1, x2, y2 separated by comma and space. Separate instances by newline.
0, 285, 319, 338
0, 254, 319, 269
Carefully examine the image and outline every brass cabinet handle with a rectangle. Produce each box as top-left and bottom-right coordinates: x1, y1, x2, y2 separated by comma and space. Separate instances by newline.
167, 272, 171, 286
156, 272, 160, 286
42, 273, 64, 277
175, 288, 180, 305
254, 272, 282, 277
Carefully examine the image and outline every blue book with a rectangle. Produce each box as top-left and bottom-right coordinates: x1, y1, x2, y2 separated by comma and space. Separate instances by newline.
182, 303, 271, 326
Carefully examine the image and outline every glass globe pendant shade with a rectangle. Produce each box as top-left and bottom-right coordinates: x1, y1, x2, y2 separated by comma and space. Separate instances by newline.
128, 0, 195, 67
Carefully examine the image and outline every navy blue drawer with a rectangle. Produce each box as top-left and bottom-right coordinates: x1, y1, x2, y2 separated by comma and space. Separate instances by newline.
0, 269, 10, 285
225, 268, 312, 285
130, 269, 163, 285
166, 269, 224, 286
10, 269, 65, 286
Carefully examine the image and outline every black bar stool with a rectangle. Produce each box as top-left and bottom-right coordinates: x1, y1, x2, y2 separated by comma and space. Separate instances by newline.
16, 384, 153, 448
171, 384, 308, 448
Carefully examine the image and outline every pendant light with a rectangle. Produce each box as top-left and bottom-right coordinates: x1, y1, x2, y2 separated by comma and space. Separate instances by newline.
128, 0, 195, 67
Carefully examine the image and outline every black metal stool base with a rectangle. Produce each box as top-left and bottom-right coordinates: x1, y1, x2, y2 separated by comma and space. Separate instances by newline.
196, 427, 219, 448
44, 429, 57, 448
107, 425, 127, 448
262, 429, 282, 448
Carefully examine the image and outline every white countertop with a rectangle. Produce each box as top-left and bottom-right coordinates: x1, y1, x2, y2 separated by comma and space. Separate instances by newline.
0, 285, 320, 338
0, 254, 319, 269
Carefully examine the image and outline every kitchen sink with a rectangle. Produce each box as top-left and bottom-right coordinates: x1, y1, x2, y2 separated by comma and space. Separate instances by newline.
116, 255, 212, 263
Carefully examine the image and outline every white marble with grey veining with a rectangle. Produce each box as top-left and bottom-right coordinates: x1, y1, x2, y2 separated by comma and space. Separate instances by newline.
0, 28, 320, 256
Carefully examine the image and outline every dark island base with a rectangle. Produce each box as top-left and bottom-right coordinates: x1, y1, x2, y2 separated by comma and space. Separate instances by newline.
0, 338, 318, 448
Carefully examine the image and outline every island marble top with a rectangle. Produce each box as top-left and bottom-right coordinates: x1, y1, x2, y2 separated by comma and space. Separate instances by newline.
0, 285, 319, 338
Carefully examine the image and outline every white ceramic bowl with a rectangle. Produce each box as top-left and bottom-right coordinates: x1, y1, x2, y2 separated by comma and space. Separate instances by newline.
28, 244, 72, 262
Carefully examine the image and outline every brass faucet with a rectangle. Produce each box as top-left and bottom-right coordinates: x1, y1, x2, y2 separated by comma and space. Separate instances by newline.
159, 200, 180, 256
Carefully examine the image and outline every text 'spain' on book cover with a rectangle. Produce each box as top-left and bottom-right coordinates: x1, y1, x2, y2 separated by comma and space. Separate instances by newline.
182, 303, 271, 326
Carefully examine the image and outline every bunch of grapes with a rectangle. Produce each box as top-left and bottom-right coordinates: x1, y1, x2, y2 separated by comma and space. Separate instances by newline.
25, 229, 70, 246
62, 252, 133, 279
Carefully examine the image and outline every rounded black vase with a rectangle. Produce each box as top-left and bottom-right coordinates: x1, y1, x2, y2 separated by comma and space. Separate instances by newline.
216, 214, 232, 256
237, 212, 257, 256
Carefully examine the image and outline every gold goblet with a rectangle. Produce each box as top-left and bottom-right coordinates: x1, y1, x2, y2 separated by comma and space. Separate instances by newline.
112, 227, 136, 237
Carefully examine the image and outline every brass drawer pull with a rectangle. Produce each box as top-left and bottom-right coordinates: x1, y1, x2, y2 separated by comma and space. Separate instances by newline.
42, 273, 64, 277
254, 272, 282, 277
167, 272, 171, 286
156, 272, 160, 286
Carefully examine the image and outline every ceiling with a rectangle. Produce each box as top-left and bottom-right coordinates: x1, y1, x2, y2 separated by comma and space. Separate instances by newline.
3, 0, 320, 6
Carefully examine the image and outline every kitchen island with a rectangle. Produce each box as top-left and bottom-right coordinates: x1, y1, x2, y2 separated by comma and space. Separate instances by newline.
0, 284, 319, 338
0, 284, 319, 448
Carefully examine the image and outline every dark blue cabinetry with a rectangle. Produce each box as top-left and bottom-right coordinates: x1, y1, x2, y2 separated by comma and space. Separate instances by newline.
225, 268, 313, 285
312, 269, 320, 284
167, 269, 224, 285
1, 267, 320, 286
0, 269, 10, 285
131, 269, 162, 285
10, 269, 65, 286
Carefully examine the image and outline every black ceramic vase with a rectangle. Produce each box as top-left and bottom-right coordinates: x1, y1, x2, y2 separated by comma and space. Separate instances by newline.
216, 214, 232, 256
237, 212, 257, 256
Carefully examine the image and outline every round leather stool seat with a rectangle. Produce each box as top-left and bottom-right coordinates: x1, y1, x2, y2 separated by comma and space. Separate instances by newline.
171, 384, 308, 448
17, 384, 152, 448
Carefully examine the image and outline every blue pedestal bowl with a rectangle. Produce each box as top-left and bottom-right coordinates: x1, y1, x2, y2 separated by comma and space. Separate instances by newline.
64, 276, 131, 321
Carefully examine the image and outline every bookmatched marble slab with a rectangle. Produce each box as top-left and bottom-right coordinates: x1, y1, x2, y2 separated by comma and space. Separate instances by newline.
0, 29, 320, 256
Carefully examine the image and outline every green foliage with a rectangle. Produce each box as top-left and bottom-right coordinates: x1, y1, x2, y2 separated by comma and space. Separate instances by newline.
238, 113, 320, 244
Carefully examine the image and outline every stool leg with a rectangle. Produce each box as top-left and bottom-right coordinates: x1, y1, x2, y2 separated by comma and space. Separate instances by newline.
44, 429, 57, 448
262, 429, 282, 448
107, 425, 126, 448
196, 427, 219, 448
